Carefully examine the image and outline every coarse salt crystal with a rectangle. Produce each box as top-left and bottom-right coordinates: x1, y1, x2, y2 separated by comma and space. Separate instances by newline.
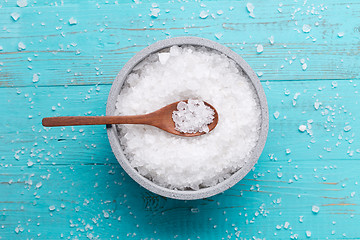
199, 10, 208, 19
256, 44, 263, 53
32, 74, 39, 83
150, 8, 160, 18
302, 63, 307, 71
18, 42, 26, 51
312, 205, 319, 213
302, 24, 311, 33
69, 17, 77, 25
246, 3, 255, 18
11, 13, 20, 21
215, 33, 223, 40
337, 32, 344, 38
17, 0, 27, 7
158, 53, 170, 65
172, 99, 215, 134
268, 36, 274, 45
299, 125, 306, 132
344, 125, 351, 132
273, 111, 280, 119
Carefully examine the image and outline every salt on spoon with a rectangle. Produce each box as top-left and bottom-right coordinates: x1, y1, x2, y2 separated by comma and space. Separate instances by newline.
42, 100, 218, 137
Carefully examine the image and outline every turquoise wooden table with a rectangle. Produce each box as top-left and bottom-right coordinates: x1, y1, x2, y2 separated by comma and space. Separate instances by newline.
1, 0, 359, 239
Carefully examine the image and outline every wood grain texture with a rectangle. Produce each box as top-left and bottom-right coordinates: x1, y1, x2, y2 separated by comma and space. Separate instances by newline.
0, 0, 359, 239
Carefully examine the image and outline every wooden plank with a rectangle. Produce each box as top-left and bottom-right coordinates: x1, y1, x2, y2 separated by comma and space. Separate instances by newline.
0, 0, 359, 87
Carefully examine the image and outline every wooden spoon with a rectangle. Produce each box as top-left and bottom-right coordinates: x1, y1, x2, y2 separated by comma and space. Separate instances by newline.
42, 101, 218, 137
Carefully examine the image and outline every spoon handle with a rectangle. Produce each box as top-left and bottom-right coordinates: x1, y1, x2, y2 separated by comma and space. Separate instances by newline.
42, 115, 156, 127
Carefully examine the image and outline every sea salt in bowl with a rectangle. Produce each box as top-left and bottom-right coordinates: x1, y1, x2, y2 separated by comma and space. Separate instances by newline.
106, 37, 269, 200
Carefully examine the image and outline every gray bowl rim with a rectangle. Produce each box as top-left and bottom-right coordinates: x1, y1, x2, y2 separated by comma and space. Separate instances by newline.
106, 36, 269, 200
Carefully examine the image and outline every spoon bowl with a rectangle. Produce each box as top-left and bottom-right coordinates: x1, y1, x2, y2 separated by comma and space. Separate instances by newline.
42, 100, 218, 137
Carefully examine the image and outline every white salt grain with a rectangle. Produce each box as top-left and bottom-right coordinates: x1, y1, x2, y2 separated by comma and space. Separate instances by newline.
11, 13, 20, 21
150, 8, 160, 18
256, 44, 263, 53
199, 11, 208, 19
302, 63, 307, 71
18, 42, 26, 51
246, 3, 255, 18
273, 111, 280, 119
337, 32, 344, 38
302, 24, 311, 33
344, 125, 351, 132
215, 33, 223, 40
17, 0, 27, 7
115, 46, 261, 190
32, 74, 39, 83
299, 125, 307, 132
268, 36, 274, 45
69, 17, 77, 25
172, 99, 215, 134
312, 205, 320, 213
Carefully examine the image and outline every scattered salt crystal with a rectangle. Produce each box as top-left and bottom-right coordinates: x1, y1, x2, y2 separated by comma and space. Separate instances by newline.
18, 42, 26, 51
284, 222, 289, 229
11, 13, 20, 21
312, 205, 319, 213
199, 10, 208, 19
32, 74, 39, 83
246, 3, 255, 18
299, 125, 306, 132
331, 81, 337, 88
302, 24, 311, 33
344, 125, 351, 132
215, 33, 223, 40
17, 0, 27, 7
256, 44, 263, 53
268, 36, 274, 45
36, 182, 42, 189
314, 101, 321, 110
306, 231, 311, 238
286, 148, 291, 154
217, 10, 223, 15
27, 160, 34, 167
337, 32, 344, 38
302, 63, 307, 71
49, 205, 55, 211
150, 8, 160, 18
103, 210, 109, 218
172, 99, 215, 134
69, 17, 77, 25
273, 111, 280, 119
